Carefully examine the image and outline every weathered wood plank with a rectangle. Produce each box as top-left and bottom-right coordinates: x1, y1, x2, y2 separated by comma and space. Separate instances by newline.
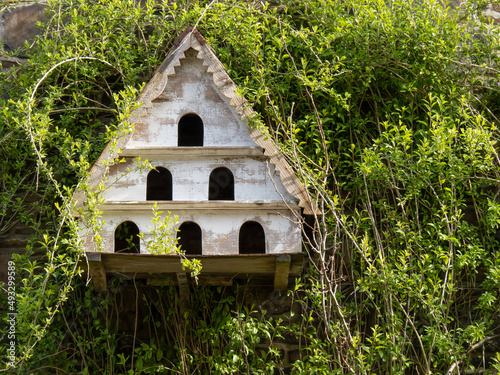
176, 272, 189, 304
146, 277, 174, 287
86, 253, 108, 292
96, 201, 298, 211
119, 146, 264, 157
83, 253, 304, 289
96, 253, 289, 274
202, 276, 234, 286
147, 275, 233, 287
274, 254, 291, 291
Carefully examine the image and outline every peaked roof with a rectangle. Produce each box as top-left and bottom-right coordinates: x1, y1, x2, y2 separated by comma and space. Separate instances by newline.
83, 26, 316, 215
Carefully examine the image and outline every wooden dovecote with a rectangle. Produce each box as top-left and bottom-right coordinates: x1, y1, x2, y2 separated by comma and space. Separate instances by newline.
79, 27, 315, 292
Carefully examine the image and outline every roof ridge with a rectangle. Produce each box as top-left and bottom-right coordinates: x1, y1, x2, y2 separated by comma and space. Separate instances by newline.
77, 28, 318, 215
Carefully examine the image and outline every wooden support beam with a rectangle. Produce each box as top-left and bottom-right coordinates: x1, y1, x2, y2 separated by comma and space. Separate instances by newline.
82, 252, 304, 291
274, 254, 291, 291
86, 252, 108, 292
148, 275, 233, 287
146, 277, 174, 287
176, 272, 189, 304
203, 276, 233, 286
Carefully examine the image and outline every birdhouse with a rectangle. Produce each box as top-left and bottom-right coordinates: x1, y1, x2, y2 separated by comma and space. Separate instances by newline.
79, 27, 315, 292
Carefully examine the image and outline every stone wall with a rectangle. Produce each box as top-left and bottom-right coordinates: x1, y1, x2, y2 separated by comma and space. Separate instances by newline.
0, 1, 39, 280
484, 3, 500, 22
1, 1, 499, 371
0, 223, 34, 284
1, 1, 47, 70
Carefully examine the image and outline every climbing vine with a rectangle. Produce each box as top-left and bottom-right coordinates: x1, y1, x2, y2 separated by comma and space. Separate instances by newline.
1, 0, 500, 373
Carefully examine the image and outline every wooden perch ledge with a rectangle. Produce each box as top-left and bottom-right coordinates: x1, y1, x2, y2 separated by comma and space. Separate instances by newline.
83, 252, 304, 293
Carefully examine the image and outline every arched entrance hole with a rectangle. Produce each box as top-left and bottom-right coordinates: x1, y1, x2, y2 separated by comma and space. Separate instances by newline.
147, 167, 173, 201
177, 221, 202, 255
209, 167, 234, 200
178, 113, 203, 146
115, 221, 140, 253
239, 221, 265, 254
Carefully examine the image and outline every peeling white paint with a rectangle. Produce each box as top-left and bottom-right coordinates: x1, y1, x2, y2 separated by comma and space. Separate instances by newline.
95, 209, 301, 255
103, 157, 297, 202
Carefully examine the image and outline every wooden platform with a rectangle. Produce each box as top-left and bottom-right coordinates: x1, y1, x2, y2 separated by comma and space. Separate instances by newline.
83, 252, 304, 292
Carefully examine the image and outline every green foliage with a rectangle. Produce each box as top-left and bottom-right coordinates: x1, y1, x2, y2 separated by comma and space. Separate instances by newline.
138, 203, 202, 278
23, 282, 285, 374
1, 0, 499, 373
138, 202, 180, 256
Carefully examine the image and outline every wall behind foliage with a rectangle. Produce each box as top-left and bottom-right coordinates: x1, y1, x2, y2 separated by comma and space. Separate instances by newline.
1, 1, 500, 373
0, 1, 48, 285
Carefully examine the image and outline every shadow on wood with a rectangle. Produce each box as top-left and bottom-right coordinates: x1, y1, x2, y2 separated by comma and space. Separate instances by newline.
83, 252, 304, 292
